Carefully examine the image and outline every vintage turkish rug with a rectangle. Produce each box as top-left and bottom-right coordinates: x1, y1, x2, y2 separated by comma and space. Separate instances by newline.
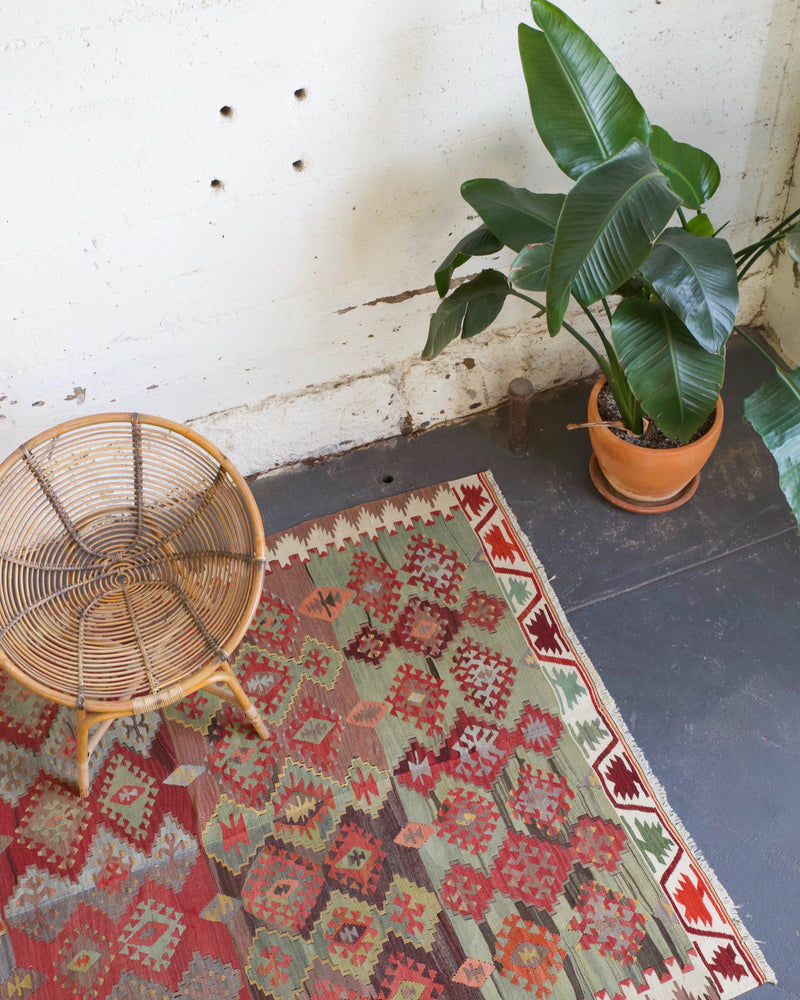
0, 472, 774, 1000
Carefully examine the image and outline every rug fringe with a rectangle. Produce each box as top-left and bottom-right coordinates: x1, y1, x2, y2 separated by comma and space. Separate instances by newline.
475, 469, 777, 985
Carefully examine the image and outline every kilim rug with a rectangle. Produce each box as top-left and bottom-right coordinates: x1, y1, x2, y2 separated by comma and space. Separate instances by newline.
0, 472, 775, 1000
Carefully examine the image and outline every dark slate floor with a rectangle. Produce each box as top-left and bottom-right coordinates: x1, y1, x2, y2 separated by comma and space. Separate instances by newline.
249, 333, 800, 999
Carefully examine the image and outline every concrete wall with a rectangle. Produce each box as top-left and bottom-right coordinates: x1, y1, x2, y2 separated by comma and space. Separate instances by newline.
748, 0, 800, 365
761, 167, 800, 366
2, 0, 799, 475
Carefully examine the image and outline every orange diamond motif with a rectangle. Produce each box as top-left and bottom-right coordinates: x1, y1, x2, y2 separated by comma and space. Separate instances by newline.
346, 701, 389, 728
453, 959, 495, 988
394, 823, 434, 849
299, 587, 354, 621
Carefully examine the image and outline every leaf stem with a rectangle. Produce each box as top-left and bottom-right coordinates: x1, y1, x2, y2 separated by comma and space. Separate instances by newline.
579, 303, 614, 357
735, 206, 800, 255
508, 290, 643, 432
734, 206, 800, 278
509, 290, 607, 372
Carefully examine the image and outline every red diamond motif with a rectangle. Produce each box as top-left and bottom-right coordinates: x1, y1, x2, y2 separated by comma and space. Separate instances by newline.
110, 784, 145, 806
129, 920, 167, 948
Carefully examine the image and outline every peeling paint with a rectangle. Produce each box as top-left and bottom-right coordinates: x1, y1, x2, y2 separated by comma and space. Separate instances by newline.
360, 272, 481, 309
363, 285, 437, 307
64, 386, 86, 404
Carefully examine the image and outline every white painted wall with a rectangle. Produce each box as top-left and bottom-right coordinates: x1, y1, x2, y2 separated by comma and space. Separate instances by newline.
2, 0, 799, 475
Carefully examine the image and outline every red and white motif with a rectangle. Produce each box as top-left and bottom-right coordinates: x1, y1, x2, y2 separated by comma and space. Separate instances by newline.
570, 814, 627, 873
493, 830, 573, 913
460, 588, 507, 632
516, 703, 564, 757
451, 637, 516, 718
509, 763, 575, 836
442, 711, 514, 789
377, 952, 444, 1000
433, 787, 500, 854
568, 881, 647, 966
324, 822, 388, 904
440, 862, 495, 921
401, 534, 466, 604
394, 740, 439, 796
283, 696, 343, 772
245, 591, 299, 655
385, 663, 447, 737
343, 623, 392, 667
348, 551, 402, 623
391, 596, 461, 658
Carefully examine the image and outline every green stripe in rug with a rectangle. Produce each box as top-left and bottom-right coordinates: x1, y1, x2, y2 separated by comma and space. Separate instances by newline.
0, 472, 774, 999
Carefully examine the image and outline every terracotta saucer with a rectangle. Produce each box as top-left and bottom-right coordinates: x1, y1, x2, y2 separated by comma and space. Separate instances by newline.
589, 454, 701, 514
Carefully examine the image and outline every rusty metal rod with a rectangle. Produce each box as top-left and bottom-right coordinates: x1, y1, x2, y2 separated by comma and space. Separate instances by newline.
508, 377, 535, 453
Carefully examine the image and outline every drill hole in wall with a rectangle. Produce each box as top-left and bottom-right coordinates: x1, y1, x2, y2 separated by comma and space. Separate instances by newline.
294, 88, 307, 100
210, 178, 224, 190
381, 475, 394, 484
292, 159, 306, 172
219, 105, 234, 118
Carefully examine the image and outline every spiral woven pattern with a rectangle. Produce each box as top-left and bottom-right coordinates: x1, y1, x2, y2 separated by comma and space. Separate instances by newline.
0, 413, 265, 713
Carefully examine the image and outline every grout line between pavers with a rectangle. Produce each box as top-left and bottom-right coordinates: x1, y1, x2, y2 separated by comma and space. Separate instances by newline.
564, 526, 798, 614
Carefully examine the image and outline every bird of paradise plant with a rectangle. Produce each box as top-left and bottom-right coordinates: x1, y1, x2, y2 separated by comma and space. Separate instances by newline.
425, 0, 800, 525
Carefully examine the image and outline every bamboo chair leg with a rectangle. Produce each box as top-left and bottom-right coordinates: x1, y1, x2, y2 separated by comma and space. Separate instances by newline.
75, 710, 117, 798
204, 661, 269, 739
75, 710, 91, 799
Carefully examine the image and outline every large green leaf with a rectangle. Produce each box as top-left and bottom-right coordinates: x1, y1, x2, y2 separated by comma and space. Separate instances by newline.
648, 125, 720, 209
640, 227, 738, 352
519, 2, 650, 179
612, 297, 725, 443
509, 243, 552, 290
744, 367, 800, 530
684, 213, 714, 237
785, 222, 800, 263
546, 139, 681, 335
434, 225, 504, 297
423, 270, 510, 359
461, 179, 564, 252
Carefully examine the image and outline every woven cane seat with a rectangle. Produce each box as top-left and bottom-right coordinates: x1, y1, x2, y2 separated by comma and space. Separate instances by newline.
0, 413, 267, 794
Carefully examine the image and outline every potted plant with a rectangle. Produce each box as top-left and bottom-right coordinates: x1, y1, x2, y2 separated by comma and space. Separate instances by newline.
425, 0, 800, 519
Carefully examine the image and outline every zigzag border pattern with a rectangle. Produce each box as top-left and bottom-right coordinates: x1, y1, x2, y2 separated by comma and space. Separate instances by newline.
263, 488, 459, 568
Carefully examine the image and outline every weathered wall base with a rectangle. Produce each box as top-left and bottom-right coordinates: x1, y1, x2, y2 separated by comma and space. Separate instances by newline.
194, 283, 766, 477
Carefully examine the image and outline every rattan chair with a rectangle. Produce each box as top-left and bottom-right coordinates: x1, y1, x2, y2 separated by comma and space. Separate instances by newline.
0, 412, 268, 796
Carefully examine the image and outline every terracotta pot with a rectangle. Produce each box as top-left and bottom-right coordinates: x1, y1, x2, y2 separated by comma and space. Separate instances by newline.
587, 378, 724, 510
